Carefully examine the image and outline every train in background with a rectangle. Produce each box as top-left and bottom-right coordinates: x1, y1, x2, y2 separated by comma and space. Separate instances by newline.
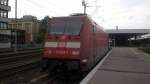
43, 14, 109, 73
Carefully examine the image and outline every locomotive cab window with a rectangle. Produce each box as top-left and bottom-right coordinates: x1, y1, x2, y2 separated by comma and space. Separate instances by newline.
49, 23, 65, 35
49, 23, 82, 35
65, 23, 82, 35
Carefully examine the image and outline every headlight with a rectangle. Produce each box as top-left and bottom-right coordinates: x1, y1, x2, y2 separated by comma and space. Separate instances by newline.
81, 59, 88, 63
72, 50, 79, 55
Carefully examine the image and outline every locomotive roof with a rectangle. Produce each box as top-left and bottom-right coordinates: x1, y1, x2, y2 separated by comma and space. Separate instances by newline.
52, 15, 87, 19
49, 15, 88, 23
50, 15, 104, 29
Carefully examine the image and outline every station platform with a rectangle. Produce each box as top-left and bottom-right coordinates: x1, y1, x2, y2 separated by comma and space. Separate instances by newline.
80, 47, 150, 84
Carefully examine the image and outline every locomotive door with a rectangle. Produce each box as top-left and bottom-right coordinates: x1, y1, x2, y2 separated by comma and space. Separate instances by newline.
92, 25, 97, 65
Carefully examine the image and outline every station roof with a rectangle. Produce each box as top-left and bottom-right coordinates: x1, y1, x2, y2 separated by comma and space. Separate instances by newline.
105, 29, 150, 34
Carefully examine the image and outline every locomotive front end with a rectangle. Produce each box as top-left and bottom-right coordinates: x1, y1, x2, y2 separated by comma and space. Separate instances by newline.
43, 17, 84, 70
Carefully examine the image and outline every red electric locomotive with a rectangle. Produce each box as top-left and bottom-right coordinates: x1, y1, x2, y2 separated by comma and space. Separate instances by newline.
43, 14, 109, 72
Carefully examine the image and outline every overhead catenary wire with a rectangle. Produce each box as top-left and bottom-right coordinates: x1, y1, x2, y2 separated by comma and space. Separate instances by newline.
90, 0, 102, 16
88, 0, 106, 23
26, 0, 61, 16
24, 0, 48, 15
82, 0, 102, 17
90, 6, 101, 16
44, 0, 68, 14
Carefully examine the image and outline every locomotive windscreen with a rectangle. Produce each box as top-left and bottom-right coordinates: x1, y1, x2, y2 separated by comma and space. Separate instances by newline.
48, 23, 82, 35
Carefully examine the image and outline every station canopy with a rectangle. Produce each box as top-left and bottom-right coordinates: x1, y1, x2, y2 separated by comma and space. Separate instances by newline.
105, 29, 150, 46
105, 29, 150, 34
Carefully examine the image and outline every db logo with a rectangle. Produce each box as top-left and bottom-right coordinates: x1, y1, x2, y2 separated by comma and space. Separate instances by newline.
58, 42, 66, 47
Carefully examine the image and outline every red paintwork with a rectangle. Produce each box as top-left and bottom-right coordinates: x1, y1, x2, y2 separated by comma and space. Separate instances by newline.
43, 15, 109, 71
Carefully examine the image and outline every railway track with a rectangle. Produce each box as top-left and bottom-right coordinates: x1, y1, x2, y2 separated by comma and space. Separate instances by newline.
0, 50, 42, 63
0, 48, 109, 84
0, 48, 42, 54
0, 49, 12, 53
0, 49, 42, 57
0, 58, 42, 78
41, 50, 111, 84
26, 70, 85, 84
0, 48, 42, 78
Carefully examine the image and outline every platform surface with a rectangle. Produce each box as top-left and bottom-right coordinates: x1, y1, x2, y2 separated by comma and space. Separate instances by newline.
83, 47, 150, 84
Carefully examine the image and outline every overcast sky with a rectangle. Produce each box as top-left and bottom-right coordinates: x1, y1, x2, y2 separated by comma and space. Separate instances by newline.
9, 0, 150, 29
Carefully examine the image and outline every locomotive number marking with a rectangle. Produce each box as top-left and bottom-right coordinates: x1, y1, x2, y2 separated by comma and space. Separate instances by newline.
55, 50, 69, 55
56, 50, 65, 54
